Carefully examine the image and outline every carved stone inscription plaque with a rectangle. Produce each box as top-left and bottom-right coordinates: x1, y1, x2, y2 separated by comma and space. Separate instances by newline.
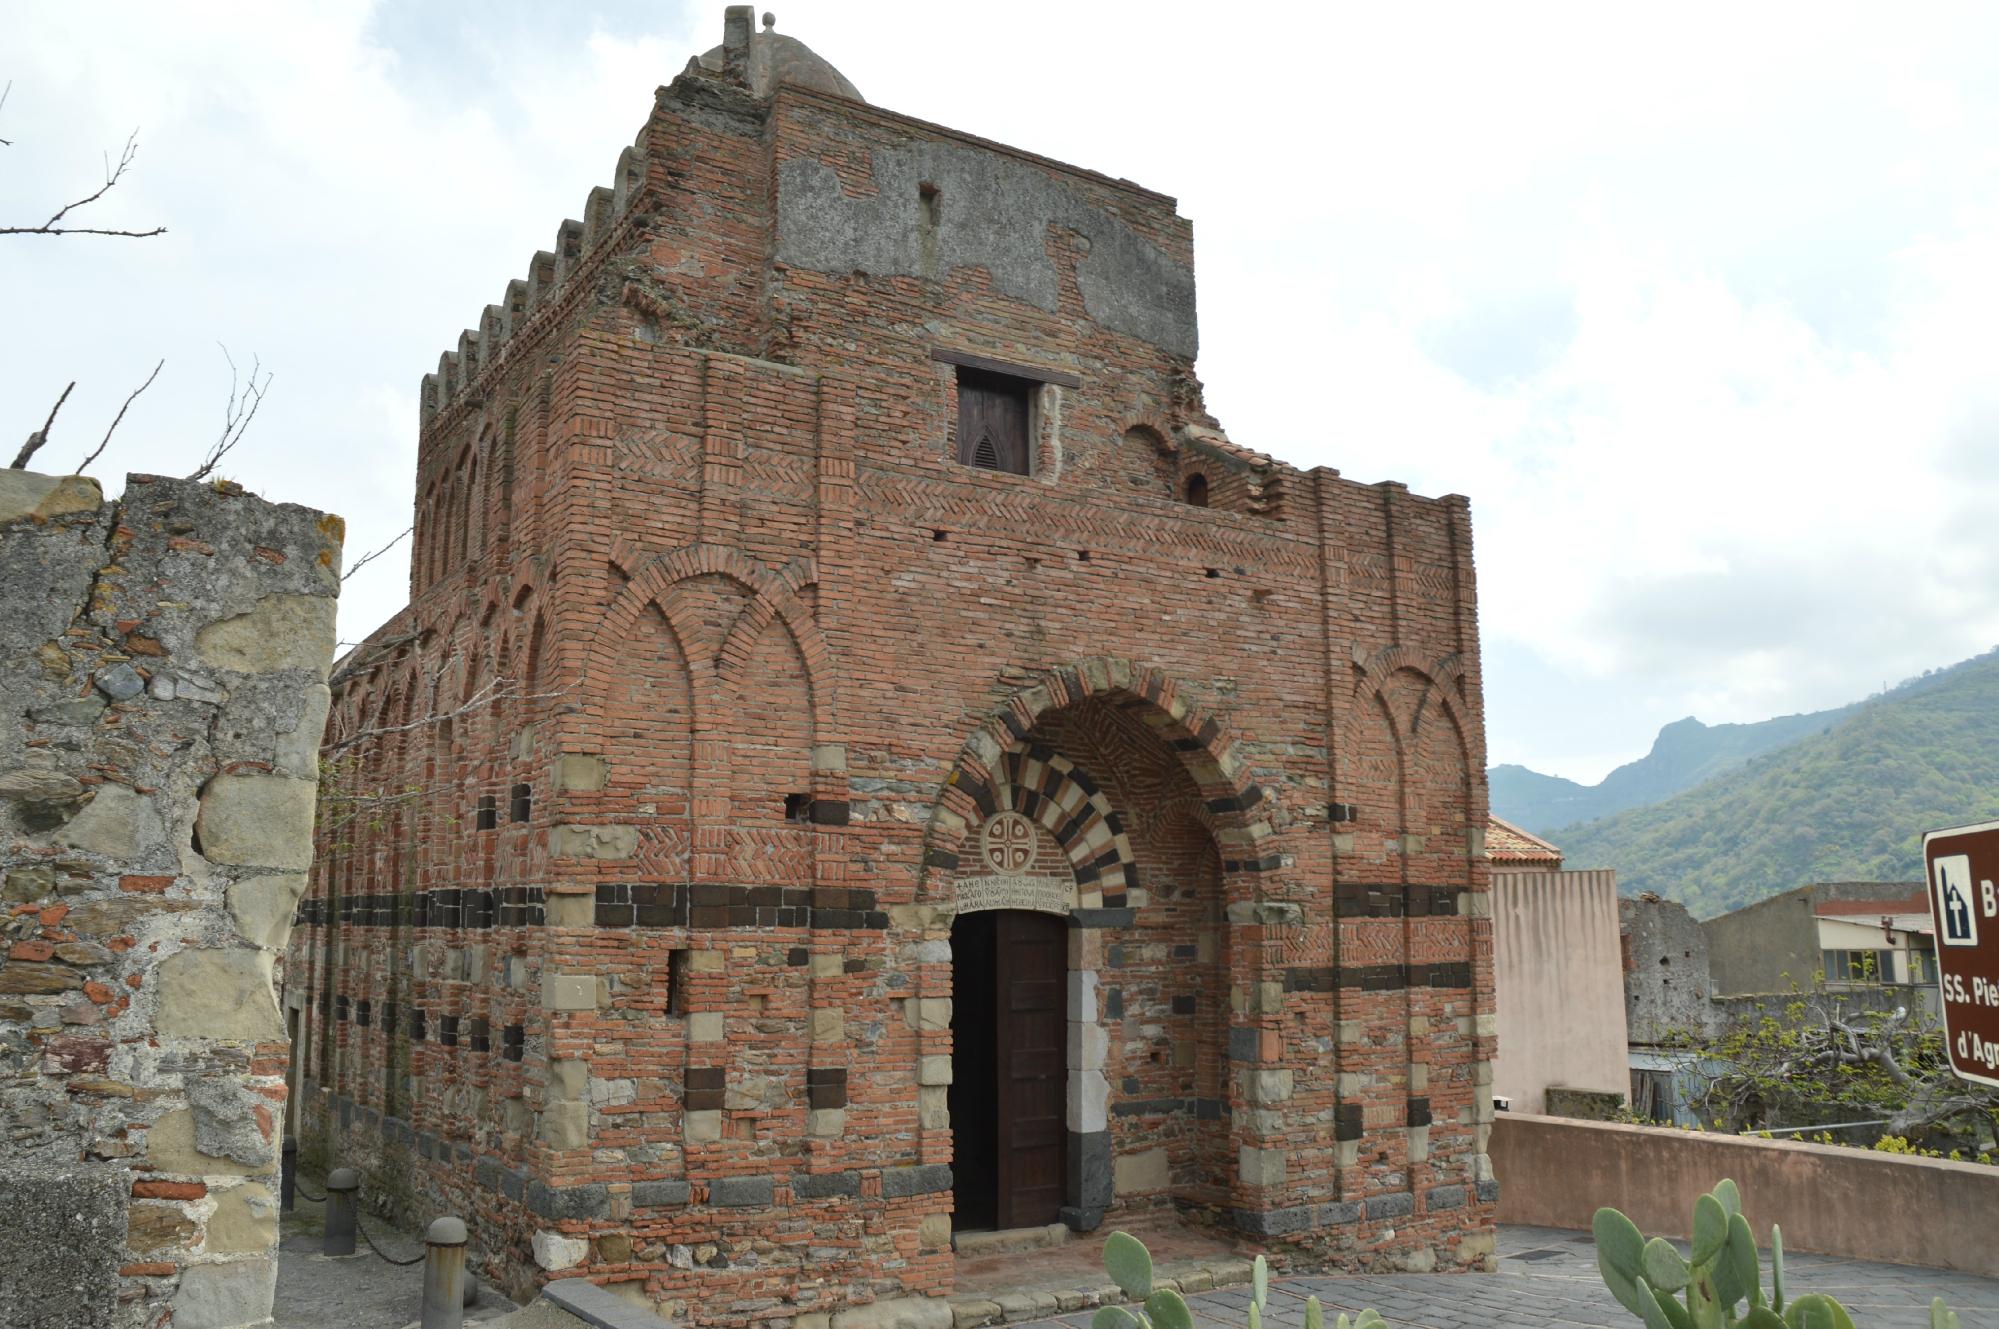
956, 874, 1073, 917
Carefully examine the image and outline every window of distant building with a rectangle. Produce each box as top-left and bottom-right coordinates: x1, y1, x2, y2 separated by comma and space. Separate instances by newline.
1822, 948, 1890, 983
1184, 473, 1210, 507
956, 367, 1033, 475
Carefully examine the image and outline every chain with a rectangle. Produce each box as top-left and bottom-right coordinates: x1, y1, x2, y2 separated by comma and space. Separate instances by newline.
295, 1174, 426, 1266
356, 1214, 426, 1267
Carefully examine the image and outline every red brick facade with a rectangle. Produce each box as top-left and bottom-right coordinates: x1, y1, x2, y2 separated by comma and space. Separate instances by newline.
290, 12, 1498, 1322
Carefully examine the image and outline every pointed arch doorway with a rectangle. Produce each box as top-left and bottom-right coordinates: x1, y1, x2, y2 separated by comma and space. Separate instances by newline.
949, 908, 1067, 1231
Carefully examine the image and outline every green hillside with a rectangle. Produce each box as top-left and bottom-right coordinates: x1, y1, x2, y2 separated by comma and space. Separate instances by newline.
1491, 703, 1855, 834
1555, 649, 1999, 918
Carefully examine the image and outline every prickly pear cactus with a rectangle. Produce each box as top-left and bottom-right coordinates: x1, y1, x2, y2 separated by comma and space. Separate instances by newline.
1104, 1232, 1153, 1301
1592, 1178, 1958, 1329
1090, 1232, 1379, 1329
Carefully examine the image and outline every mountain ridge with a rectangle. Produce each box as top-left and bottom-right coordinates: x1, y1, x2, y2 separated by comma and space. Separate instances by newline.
1491, 704, 1858, 835
1544, 649, 1999, 918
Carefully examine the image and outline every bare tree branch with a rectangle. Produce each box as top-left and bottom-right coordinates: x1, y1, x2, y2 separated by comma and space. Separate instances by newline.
1, 127, 165, 238
314, 771, 449, 844
74, 358, 164, 475
12, 380, 75, 469
187, 346, 270, 481
0, 223, 168, 239
327, 629, 423, 692
321, 674, 567, 755
342, 525, 412, 583
0, 81, 13, 147
314, 648, 575, 845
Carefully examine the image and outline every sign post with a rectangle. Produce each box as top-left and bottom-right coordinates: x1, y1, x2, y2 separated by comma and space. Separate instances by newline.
1922, 819, 1999, 1086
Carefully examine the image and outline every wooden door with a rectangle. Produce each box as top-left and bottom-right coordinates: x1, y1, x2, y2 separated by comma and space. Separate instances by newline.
994, 911, 1066, 1228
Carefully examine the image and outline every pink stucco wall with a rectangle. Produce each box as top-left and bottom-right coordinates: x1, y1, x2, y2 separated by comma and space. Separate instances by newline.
1493, 1113, 1999, 1277
1491, 869, 1629, 1113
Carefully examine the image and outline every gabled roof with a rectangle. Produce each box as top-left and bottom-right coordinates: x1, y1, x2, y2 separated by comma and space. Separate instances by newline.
1488, 815, 1564, 866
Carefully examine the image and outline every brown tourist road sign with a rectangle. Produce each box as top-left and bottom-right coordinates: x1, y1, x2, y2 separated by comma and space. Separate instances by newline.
1922, 818, 1999, 1087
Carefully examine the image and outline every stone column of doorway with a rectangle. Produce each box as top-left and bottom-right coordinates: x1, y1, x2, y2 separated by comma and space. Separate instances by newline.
1061, 905, 1131, 1231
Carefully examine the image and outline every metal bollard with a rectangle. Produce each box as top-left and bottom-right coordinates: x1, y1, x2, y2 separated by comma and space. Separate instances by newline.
280, 1138, 297, 1213
421, 1216, 468, 1329
323, 1167, 360, 1256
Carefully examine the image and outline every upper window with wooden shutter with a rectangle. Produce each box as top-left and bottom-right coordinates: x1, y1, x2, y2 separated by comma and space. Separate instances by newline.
955, 368, 1033, 475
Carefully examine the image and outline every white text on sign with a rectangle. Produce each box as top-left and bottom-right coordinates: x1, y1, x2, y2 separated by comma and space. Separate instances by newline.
1959, 1029, 1999, 1070
1942, 974, 1999, 1008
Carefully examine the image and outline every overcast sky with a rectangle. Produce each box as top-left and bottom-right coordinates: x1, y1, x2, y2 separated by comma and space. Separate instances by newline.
10, 2, 1999, 783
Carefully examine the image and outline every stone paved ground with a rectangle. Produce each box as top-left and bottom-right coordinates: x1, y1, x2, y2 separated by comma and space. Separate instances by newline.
273, 1203, 1999, 1329
274, 1188, 518, 1329
1011, 1228, 1999, 1329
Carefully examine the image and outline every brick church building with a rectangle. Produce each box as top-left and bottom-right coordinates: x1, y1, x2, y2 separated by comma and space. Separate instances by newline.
291, 9, 1498, 1322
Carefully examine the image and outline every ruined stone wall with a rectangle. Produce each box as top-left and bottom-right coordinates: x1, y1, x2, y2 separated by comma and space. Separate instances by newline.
0, 470, 340, 1329
1620, 895, 1718, 1044
291, 26, 1494, 1326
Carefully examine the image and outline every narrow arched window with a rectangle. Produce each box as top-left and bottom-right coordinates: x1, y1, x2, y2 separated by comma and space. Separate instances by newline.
428, 490, 445, 584
1184, 473, 1210, 507
455, 454, 476, 566
956, 368, 1032, 475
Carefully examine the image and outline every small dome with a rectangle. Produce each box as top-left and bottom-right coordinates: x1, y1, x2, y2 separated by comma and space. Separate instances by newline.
697, 17, 863, 103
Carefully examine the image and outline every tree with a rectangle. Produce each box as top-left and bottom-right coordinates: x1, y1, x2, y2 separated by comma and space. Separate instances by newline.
1675, 980, 1999, 1149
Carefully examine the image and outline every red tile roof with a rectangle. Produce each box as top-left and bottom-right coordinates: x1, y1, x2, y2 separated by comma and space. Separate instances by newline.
1488, 815, 1564, 866
1815, 891, 1927, 918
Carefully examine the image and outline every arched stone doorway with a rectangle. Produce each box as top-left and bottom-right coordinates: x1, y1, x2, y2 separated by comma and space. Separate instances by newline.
933, 664, 1252, 1234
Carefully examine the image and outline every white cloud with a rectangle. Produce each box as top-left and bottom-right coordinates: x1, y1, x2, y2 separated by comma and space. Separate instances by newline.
4, 1, 704, 644
9, 0, 1999, 781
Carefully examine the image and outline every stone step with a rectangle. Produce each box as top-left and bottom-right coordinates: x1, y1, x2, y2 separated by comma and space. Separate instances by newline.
947, 1257, 1256, 1329
950, 1223, 1072, 1258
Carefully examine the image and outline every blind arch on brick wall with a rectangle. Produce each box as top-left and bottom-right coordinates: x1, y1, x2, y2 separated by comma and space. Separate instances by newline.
919, 658, 1275, 899
496, 558, 553, 685
1339, 646, 1477, 852
1344, 647, 1473, 761
584, 545, 837, 886
586, 542, 833, 735
1406, 675, 1473, 871
1336, 648, 1486, 1203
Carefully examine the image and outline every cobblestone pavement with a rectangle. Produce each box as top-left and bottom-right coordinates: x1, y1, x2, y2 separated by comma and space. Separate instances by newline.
1011, 1228, 1999, 1329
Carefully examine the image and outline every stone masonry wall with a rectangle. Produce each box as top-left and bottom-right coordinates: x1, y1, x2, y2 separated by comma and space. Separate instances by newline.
0, 470, 340, 1329
1620, 895, 1718, 1045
